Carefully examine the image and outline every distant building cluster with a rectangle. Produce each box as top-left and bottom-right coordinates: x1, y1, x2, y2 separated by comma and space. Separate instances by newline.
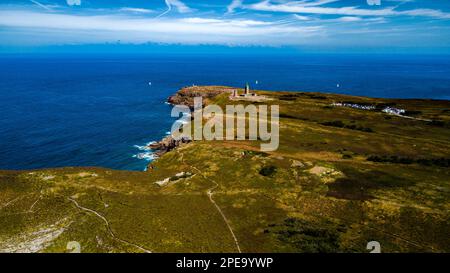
382, 107, 406, 115
231, 83, 258, 98
331, 102, 376, 110
332, 102, 406, 115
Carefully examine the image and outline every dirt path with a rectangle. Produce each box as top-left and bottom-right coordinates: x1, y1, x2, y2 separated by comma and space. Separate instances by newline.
263, 193, 433, 251
390, 113, 432, 122
189, 165, 242, 253
27, 196, 41, 213
1, 196, 23, 210
175, 149, 241, 252
68, 197, 152, 253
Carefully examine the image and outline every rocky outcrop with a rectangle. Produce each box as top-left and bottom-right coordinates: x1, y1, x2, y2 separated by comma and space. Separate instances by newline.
147, 86, 230, 171
167, 85, 232, 108
147, 135, 191, 157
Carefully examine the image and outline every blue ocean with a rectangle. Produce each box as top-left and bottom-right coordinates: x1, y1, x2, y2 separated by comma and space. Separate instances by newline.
1, 54, 449, 171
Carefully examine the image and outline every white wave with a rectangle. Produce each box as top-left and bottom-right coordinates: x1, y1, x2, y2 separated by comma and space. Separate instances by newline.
133, 141, 156, 151
133, 145, 151, 151
132, 152, 156, 161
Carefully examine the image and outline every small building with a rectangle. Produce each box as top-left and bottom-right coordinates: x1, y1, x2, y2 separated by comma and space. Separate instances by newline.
241, 83, 255, 97
230, 83, 263, 100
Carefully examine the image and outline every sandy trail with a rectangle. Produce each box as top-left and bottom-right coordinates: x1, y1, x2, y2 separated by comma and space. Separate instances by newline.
68, 197, 152, 253
189, 165, 242, 253
175, 149, 241, 252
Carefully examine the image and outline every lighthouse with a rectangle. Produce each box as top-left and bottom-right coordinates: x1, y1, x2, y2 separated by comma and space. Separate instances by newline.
245, 83, 250, 95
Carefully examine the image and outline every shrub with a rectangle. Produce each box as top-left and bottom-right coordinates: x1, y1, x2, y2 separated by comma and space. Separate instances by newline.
259, 166, 277, 177
321, 120, 345, 128
367, 155, 450, 167
430, 120, 445, 127
279, 94, 298, 101
403, 110, 422, 116
310, 95, 327, 100
279, 113, 308, 121
243, 150, 269, 157
321, 120, 374, 133
361, 127, 374, 133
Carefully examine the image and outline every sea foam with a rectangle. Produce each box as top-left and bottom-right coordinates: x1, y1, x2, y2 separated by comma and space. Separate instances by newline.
132, 152, 156, 161
133, 141, 157, 161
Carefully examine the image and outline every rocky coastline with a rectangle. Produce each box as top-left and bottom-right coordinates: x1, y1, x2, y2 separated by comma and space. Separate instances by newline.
146, 86, 231, 168
166, 85, 230, 109
147, 135, 191, 158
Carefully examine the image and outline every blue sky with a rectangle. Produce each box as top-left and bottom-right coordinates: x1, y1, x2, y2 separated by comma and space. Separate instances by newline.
1, 0, 450, 53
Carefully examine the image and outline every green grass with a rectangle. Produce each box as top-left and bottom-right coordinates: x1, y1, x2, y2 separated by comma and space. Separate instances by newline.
1, 86, 449, 253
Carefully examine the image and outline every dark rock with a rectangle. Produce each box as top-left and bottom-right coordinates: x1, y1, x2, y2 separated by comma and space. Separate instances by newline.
148, 135, 191, 157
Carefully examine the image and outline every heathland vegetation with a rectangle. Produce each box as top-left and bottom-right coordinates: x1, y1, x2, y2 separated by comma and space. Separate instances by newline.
1, 86, 449, 253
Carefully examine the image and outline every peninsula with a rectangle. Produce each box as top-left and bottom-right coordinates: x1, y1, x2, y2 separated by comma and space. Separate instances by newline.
1, 86, 449, 253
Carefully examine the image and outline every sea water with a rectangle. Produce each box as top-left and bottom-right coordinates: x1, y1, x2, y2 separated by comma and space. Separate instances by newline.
0, 54, 449, 170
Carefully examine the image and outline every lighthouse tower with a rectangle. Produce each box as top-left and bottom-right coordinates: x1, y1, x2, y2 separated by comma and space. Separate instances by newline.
244, 83, 250, 96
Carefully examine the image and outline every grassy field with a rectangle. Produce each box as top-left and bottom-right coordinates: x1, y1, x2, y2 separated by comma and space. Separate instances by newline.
1, 86, 449, 253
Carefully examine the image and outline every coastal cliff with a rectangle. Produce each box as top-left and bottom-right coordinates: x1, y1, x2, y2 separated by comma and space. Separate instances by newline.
147, 135, 191, 158
1, 86, 449, 253
167, 85, 232, 108
147, 86, 231, 159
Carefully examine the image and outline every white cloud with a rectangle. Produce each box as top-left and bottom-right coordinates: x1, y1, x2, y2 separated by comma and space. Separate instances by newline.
66, 0, 81, 6
247, 0, 450, 19
298, 0, 340, 7
157, 0, 193, 18
399, 8, 450, 19
227, 0, 242, 13
293, 14, 382, 23
165, 0, 193, 13
119, 7, 155, 14
0, 9, 323, 46
337, 16, 362, 22
29, 0, 52, 10
181, 17, 272, 27
293, 14, 311, 20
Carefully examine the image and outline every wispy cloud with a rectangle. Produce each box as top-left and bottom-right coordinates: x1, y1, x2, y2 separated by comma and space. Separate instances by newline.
166, 0, 193, 13
157, 0, 193, 18
2, 1, 449, 50
119, 7, 155, 14
293, 14, 311, 21
247, 0, 450, 19
0, 9, 323, 46
335, 16, 362, 22
66, 0, 81, 6
293, 14, 383, 23
227, 0, 242, 13
181, 17, 273, 27
29, 0, 52, 11
297, 0, 340, 7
